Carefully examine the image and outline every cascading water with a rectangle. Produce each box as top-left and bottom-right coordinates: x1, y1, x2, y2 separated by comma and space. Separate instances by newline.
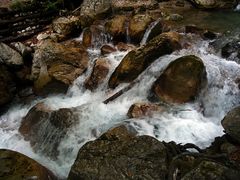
1, 24, 240, 179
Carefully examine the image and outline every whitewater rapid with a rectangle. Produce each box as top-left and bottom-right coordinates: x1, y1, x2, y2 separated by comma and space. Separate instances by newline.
0, 34, 240, 178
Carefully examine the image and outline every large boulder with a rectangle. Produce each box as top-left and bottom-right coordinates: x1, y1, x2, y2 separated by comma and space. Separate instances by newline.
0, 65, 15, 108
111, 0, 158, 11
150, 55, 206, 104
221, 106, 240, 144
189, 0, 239, 9
31, 40, 89, 95
105, 15, 128, 42
84, 58, 110, 91
52, 16, 81, 36
108, 32, 181, 88
0, 149, 56, 180
0, 42, 23, 67
129, 13, 153, 43
68, 125, 168, 180
19, 103, 80, 158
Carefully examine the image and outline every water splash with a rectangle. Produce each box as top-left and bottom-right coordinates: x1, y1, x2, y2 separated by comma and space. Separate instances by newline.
0, 36, 240, 178
140, 19, 161, 46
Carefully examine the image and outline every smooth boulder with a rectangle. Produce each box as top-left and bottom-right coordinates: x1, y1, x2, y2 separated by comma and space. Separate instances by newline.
68, 125, 168, 180
108, 32, 181, 88
221, 106, 240, 144
0, 149, 56, 180
150, 55, 206, 104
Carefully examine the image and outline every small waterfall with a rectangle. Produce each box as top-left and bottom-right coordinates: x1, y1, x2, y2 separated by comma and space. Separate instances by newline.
140, 19, 161, 46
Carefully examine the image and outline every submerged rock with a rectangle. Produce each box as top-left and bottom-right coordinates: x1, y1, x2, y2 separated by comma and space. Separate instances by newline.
0, 42, 23, 67
222, 106, 240, 144
189, 0, 238, 9
127, 102, 166, 118
19, 103, 80, 158
150, 55, 206, 104
68, 125, 168, 179
0, 149, 56, 180
31, 40, 89, 95
84, 58, 110, 91
108, 32, 181, 88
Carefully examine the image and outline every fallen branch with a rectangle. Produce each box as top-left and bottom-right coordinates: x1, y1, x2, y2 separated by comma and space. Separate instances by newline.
103, 80, 140, 104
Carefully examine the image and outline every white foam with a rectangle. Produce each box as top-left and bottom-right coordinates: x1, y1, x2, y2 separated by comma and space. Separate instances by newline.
0, 37, 240, 178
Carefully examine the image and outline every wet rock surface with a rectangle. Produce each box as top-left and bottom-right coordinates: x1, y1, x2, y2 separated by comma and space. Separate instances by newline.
150, 55, 207, 104
68, 125, 168, 180
0, 149, 57, 180
108, 32, 181, 88
31, 40, 89, 95
84, 58, 110, 91
19, 103, 80, 158
127, 102, 166, 118
222, 106, 240, 144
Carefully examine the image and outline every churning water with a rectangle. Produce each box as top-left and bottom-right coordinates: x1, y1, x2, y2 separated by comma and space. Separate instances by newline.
1, 27, 240, 179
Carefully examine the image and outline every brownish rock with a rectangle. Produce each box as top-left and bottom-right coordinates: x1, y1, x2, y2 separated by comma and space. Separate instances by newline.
52, 16, 81, 36
101, 44, 117, 55
84, 58, 110, 91
0, 149, 57, 180
116, 42, 136, 51
150, 55, 206, 104
127, 102, 166, 118
31, 40, 89, 95
108, 32, 182, 88
82, 28, 92, 47
105, 15, 128, 41
129, 13, 153, 43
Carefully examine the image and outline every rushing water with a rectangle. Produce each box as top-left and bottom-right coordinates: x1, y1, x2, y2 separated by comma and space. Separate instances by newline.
1, 13, 240, 179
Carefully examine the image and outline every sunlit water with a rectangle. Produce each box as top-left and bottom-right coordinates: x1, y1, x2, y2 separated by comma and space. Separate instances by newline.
1, 22, 240, 179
